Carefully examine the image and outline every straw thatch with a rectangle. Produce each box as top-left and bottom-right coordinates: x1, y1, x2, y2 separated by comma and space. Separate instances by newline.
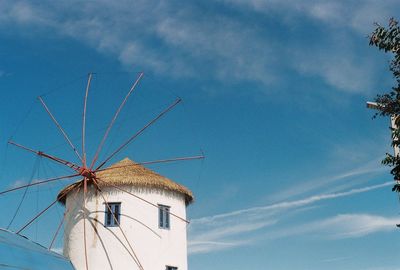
57, 158, 194, 205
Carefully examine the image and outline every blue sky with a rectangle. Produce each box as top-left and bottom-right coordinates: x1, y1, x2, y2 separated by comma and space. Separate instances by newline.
1, 1, 400, 269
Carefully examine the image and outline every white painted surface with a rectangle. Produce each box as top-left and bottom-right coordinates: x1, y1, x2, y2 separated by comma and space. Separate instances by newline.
63, 185, 188, 270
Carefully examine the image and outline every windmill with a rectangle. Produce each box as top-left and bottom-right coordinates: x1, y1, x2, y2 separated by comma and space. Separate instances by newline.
0, 72, 204, 270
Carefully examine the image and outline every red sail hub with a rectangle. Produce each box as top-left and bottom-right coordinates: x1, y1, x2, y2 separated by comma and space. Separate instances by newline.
79, 167, 96, 180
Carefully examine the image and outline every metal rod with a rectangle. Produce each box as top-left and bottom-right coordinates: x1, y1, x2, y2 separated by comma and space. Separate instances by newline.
82, 73, 93, 167
96, 98, 182, 170
90, 72, 144, 170
38, 96, 83, 163
0, 174, 80, 196
95, 155, 205, 173
94, 181, 144, 270
8, 141, 81, 172
95, 178, 189, 224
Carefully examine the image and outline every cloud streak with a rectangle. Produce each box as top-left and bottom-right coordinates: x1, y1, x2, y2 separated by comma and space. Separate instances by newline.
269, 157, 386, 202
192, 181, 392, 225
315, 214, 400, 238
189, 180, 393, 254
270, 213, 400, 240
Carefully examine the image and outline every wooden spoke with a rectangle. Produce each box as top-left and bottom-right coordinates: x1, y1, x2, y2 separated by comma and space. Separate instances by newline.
90, 72, 144, 170
8, 141, 81, 172
82, 73, 93, 167
49, 184, 82, 250
83, 177, 89, 270
86, 218, 113, 269
95, 98, 182, 170
38, 96, 83, 163
48, 213, 66, 251
0, 174, 80, 196
89, 218, 140, 268
17, 190, 69, 234
94, 155, 205, 173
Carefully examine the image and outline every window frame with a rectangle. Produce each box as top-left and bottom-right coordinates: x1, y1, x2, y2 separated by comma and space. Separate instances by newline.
104, 202, 121, 227
158, 204, 171, 230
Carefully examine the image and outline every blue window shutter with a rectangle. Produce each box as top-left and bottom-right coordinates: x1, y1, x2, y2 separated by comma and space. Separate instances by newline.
158, 204, 171, 229
159, 207, 163, 227
114, 204, 120, 225
106, 205, 111, 226
165, 207, 170, 229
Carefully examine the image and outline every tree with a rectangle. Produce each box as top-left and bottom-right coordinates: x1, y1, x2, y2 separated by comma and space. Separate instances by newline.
369, 18, 400, 192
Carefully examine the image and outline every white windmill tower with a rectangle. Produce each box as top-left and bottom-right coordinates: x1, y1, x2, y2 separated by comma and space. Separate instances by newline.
58, 157, 194, 270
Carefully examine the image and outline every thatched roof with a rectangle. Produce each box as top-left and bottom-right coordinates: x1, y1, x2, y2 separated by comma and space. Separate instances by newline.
57, 158, 194, 205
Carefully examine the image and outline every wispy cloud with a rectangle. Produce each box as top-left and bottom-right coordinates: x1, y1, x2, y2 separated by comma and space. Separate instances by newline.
315, 214, 400, 238
8, 178, 27, 188
269, 157, 386, 202
7, 177, 52, 189
292, 45, 378, 93
0, 1, 397, 95
193, 181, 392, 225
188, 221, 273, 254
188, 239, 250, 254
215, 0, 398, 93
218, 0, 396, 34
319, 256, 353, 263
270, 213, 400, 240
189, 181, 393, 254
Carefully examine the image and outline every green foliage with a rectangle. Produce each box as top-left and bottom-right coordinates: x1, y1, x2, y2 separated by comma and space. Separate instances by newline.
370, 18, 400, 189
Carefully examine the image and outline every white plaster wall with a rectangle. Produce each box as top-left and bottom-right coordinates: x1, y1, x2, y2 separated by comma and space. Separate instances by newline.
63, 185, 188, 270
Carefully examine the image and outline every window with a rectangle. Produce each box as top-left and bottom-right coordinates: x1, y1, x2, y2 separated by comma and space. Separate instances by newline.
105, 202, 121, 227
166, 266, 178, 270
158, 204, 170, 229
